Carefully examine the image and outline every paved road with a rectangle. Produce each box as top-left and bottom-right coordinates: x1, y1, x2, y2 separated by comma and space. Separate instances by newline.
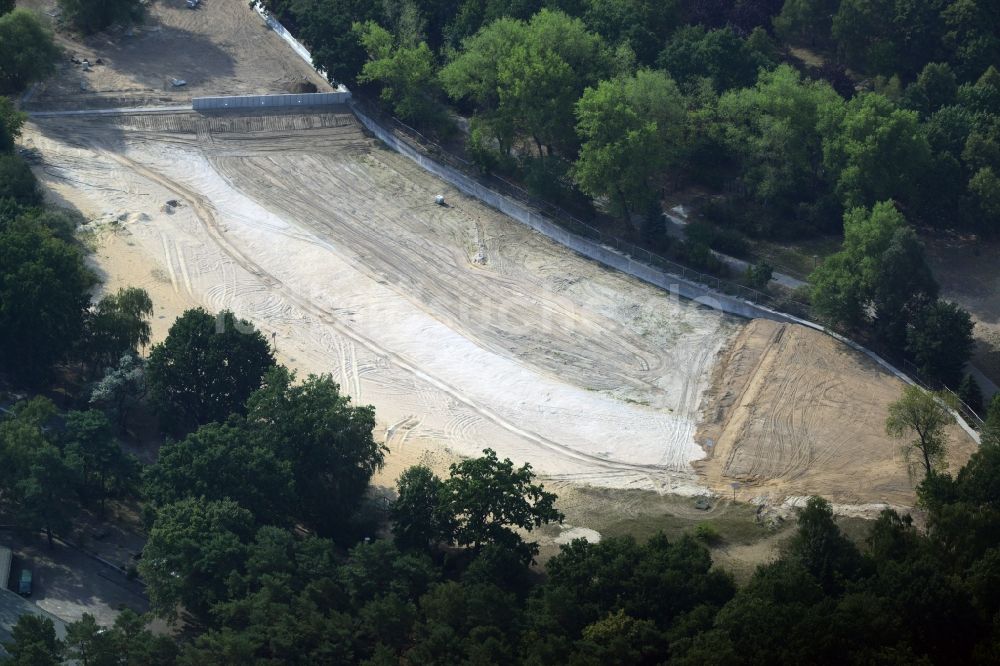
664, 213, 807, 290
0, 532, 147, 626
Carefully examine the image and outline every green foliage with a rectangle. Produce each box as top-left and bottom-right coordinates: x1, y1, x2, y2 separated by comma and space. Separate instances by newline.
886, 385, 955, 480
0, 9, 60, 94
58, 0, 141, 33
745, 260, 773, 290
69, 609, 179, 665
819, 93, 932, 212
831, 0, 944, 78
89, 353, 146, 433
942, 0, 1000, 80
0, 153, 41, 205
391, 465, 450, 550
342, 539, 438, 607
580, 0, 680, 66
3, 614, 63, 665
716, 65, 842, 223
17, 448, 77, 540
437, 448, 562, 562
354, 21, 448, 130
266, 0, 376, 86
984, 394, 1000, 446
905, 300, 976, 388
62, 409, 138, 513
146, 308, 275, 433
139, 497, 257, 623
0, 216, 95, 385
693, 522, 721, 545
244, 366, 383, 537
809, 202, 938, 348
573, 69, 684, 219
143, 420, 295, 527
957, 374, 983, 414
85, 286, 153, 374
773, 0, 839, 48
968, 166, 1000, 232
904, 62, 959, 117
657, 24, 775, 92
786, 497, 863, 591
441, 9, 613, 157
0, 96, 25, 152
525, 532, 733, 663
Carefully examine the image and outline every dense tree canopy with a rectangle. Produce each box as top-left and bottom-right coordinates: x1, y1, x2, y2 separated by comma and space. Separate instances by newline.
244, 367, 383, 537
58, 0, 141, 33
441, 10, 613, 157
715, 65, 841, 225
0, 217, 95, 384
0, 9, 60, 94
354, 21, 443, 127
574, 69, 684, 220
143, 420, 296, 527
146, 308, 275, 433
139, 497, 258, 623
810, 202, 936, 335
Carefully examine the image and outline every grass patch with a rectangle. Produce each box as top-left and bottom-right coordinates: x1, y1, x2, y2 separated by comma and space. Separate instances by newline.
562, 486, 776, 547
750, 235, 843, 280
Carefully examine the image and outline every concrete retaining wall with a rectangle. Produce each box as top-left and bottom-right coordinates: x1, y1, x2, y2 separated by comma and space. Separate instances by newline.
350, 103, 793, 324
349, 102, 983, 444
193, 92, 350, 111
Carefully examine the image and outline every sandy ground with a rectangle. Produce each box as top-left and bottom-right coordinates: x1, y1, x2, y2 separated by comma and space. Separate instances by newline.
23, 109, 977, 512
27, 110, 740, 495
20, 0, 329, 110
696, 319, 979, 507
16, 0, 972, 516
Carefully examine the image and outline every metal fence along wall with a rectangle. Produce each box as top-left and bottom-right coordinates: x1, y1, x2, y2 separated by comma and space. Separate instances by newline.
348, 101, 985, 445
192, 92, 351, 111
349, 102, 791, 323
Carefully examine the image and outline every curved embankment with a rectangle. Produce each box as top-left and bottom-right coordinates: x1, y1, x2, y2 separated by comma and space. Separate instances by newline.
347, 104, 982, 448
30, 111, 739, 496
29, 107, 980, 510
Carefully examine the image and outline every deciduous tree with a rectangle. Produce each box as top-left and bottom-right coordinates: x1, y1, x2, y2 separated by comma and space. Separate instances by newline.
0, 217, 95, 384
58, 0, 141, 33
140, 497, 256, 623
438, 448, 562, 561
86, 286, 153, 374
886, 385, 955, 480
244, 367, 383, 537
354, 21, 446, 129
146, 308, 275, 433
905, 300, 975, 388
573, 69, 684, 221
143, 420, 295, 527
0, 9, 60, 94
392, 465, 451, 550
63, 409, 139, 514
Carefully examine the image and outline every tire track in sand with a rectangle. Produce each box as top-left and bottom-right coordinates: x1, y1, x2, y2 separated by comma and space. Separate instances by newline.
100, 148, 671, 482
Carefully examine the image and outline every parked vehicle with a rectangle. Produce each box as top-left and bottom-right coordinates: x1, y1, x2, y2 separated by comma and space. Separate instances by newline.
18, 569, 31, 597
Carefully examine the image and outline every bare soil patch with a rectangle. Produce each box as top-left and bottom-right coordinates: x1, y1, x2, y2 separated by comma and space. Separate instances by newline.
696, 319, 978, 508
15, 0, 960, 535
21, 0, 329, 110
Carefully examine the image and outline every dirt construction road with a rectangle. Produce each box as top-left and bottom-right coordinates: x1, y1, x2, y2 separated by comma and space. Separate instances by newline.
29, 110, 741, 494
19, 0, 978, 510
